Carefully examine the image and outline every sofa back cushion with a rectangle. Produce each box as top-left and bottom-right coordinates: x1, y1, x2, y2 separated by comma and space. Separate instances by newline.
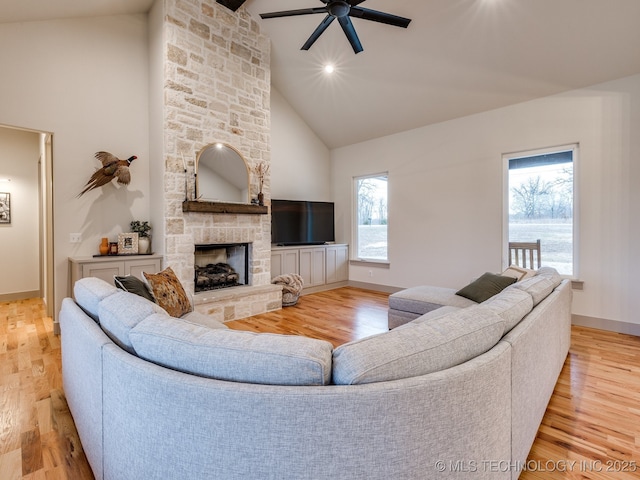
482, 287, 533, 334
511, 275, 555, 306
74, 277, 119, 322
332, 305, 505, 385
130, 315, 334, 386
535, 267, 563, 288
98, 290, 167, 353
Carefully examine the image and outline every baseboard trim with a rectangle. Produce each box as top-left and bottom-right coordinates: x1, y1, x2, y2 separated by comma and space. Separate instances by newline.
347, 281, 403, 294
572, 314, 640, 337
0, 290, 41, 303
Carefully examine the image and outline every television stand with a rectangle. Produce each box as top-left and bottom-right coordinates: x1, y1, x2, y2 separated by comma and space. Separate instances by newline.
271, 244, 348, 293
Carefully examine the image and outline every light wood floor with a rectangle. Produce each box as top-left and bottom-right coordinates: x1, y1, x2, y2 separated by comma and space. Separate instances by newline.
2, 288, 640, 479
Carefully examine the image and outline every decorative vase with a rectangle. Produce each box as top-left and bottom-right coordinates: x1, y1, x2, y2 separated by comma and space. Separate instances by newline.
99, 237, 109, 256
258, 192, 264, 206
138, 236, 151, 254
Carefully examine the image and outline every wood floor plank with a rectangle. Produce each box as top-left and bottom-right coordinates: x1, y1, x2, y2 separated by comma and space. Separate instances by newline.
1, 292, 640, 479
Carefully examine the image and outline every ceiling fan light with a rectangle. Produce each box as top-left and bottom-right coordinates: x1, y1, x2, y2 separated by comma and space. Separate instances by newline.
324, 64, 335, 74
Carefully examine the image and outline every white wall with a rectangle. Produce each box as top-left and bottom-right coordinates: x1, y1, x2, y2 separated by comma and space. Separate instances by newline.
333, 73, 640, 330
270, 87, 332, 201
0, 128, 40, 297
0, 15, 150, 318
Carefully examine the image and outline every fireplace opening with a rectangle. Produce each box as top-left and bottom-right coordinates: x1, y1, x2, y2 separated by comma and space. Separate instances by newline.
194, 243, 249, 293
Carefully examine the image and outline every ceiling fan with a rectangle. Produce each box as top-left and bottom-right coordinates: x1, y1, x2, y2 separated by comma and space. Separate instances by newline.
259, 0, 412, 54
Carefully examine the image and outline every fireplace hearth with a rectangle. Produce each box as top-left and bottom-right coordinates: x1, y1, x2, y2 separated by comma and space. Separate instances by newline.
194, 243, 249, 293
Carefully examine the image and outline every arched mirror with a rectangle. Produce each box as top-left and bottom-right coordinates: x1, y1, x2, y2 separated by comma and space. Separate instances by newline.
196, 143, 249, 203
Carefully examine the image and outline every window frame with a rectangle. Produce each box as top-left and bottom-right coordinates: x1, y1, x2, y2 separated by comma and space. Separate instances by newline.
352, 172, 389, 263
502, 144, 579, 278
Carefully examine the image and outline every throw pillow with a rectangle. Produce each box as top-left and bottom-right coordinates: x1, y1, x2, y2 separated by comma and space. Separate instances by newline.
114, 275, 156, 303
501, 266, 535, 282
143, 267, 192, 318
456, 272, 517, 303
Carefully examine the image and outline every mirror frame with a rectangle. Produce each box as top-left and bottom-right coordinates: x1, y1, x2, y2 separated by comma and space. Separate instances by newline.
195, 142, 250, 204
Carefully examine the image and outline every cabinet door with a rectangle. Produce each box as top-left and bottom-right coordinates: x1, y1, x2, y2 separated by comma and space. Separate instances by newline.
300, 248, 325, 287
82, 262, 125, 284
271, 249, 299, 279
326, 245, 348, 283
125, 258, 162, 279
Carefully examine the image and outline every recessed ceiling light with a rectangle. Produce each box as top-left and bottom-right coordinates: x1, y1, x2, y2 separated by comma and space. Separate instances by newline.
324, 64, 335, 74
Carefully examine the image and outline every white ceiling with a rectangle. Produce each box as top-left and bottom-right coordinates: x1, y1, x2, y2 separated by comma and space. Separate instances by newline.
3, 0, 640, 148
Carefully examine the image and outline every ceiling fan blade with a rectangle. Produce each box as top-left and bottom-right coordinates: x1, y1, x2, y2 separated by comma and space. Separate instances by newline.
216, 0, 247, 12
338, 16, 363, 54
260, 7, 327, 20
348, 0, 367, 6
301, 15, 336, 51
349, 6, 412, 28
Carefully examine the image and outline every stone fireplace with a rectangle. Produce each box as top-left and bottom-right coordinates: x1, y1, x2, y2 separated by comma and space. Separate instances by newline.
155, 0, 281, 323
194, 243, 249, 292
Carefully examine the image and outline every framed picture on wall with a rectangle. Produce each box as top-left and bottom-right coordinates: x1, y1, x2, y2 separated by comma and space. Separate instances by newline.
0, 192, 10, 224
118, 232, 139, 255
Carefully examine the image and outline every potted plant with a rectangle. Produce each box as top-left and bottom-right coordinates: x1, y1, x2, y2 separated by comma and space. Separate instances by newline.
130, 220, 152, 254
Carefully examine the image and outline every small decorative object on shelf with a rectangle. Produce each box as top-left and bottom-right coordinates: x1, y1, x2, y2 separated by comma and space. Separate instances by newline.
252, 161, 269, 206
109, 242, 118, 255
99, 237, 109, 255
130, 220, 152, 254
118, 232, 139, 255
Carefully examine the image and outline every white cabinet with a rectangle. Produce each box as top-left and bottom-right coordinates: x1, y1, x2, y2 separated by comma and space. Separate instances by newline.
270, 245, 348, 293
69, 255, 163, 296
270, 248, 299, 279
326, 245, 349, 284
300, 247, 326, 287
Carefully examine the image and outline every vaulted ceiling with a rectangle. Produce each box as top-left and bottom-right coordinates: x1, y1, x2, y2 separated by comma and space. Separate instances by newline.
3, 0, 640, 148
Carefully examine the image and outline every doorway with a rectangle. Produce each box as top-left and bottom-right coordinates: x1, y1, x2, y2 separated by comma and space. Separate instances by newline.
0, 124, 54, 316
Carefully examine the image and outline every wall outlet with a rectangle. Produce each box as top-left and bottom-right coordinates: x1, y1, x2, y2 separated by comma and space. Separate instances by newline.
69, 233, 82, 243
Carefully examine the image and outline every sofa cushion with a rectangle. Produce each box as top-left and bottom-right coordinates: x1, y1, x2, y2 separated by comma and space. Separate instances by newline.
98, 290, 167, 354
332, 305, 505, 385
482, 287, 533, 334
114, 275, 156, 303
511, 275, 555, 306
143, 267, 192, 318
130, 315, 334, 386
456, 272, 517, 303
73, 277, 119, 323
535, 267, 563, 288
181, 310, 228, 329
388, 285, 477, 316
405, 305, 462, 326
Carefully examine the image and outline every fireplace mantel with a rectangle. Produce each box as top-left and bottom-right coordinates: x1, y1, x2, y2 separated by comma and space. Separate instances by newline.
182, 200, 268, 215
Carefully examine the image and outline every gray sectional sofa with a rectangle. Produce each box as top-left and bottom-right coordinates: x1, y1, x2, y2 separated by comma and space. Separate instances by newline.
59, 268, 572, 480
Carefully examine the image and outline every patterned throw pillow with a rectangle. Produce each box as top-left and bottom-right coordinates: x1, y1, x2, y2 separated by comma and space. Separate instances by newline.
143, 267, 192, 318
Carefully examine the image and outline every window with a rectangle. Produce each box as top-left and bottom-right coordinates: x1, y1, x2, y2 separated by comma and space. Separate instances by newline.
354, 173, 388, 261
504, 145, 577, 276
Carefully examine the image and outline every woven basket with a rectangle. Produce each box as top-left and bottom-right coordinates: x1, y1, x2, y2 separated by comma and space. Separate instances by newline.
272, 273, 304, 307
282, 292, 300, 307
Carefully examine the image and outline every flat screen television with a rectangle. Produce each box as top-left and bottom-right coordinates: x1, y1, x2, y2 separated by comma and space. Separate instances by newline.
271, 199, 335, 245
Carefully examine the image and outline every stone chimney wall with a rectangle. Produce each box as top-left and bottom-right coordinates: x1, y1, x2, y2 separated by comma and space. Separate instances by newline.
161, 0, 271, 297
